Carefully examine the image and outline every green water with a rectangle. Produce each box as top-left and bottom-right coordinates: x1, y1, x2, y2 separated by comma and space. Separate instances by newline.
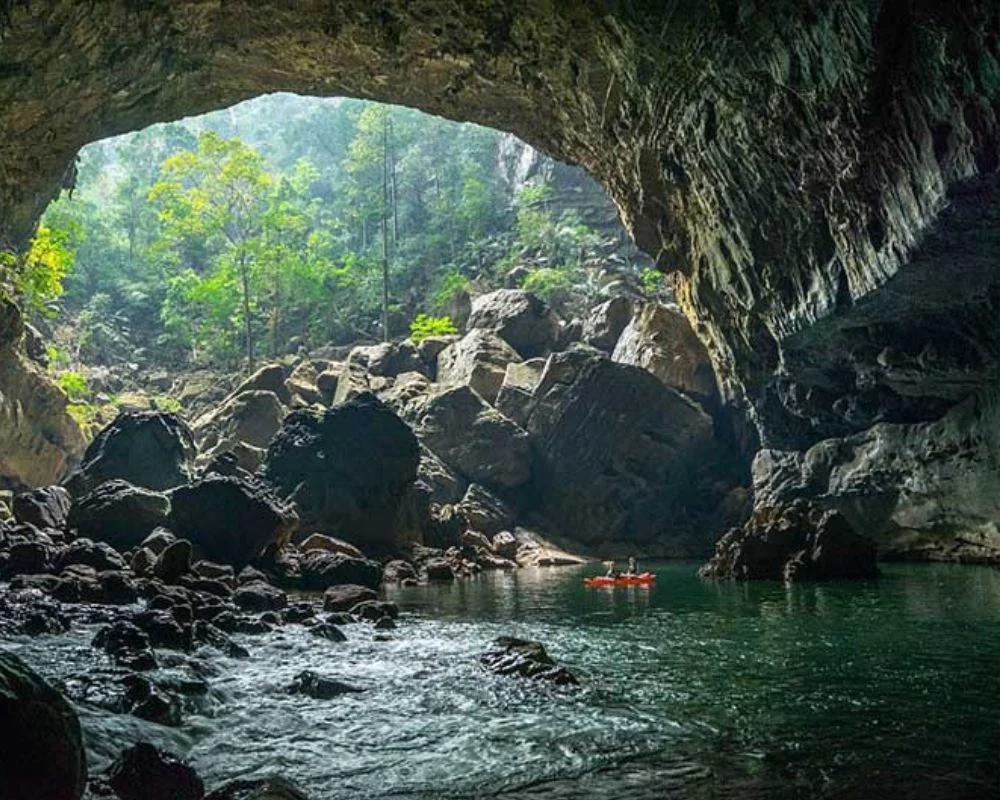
385, 562, 1000, 799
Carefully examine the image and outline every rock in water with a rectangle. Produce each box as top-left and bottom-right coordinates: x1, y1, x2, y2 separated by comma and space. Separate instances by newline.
0, 651, 87, 800
322, 583, 377, 612
12, 485, 72, 529
64, 410, 196, 496
205, 776, 310, 800
466, 289, 561, 358
102, 742, 204, 800
479, 636, 578, 685
262, 393, 419, 552
286, 669, 363, 699
66, 480, 171, 550
168, 475, 298, 567
699, 501, 878, 582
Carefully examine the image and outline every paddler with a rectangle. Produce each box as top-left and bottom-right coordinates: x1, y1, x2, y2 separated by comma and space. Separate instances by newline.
625, 556, 638, 576
604, 560, 619, 578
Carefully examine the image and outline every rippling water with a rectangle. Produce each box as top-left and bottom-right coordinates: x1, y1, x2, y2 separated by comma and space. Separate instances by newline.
4, 563, 1000, 799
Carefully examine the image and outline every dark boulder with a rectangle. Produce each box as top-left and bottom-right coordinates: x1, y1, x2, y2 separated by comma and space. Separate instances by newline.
466, 289, 561, 358
299, 550, 381, 591
262, 393, 419, 551
13, 485, 71, 529
102, 742, 204, 800
322, 583, 376, 613
168, 475, 298, 567
233, 581, 287, 612
57, 538, 126, 572
286, 669, 362, 699
699, 501, 879, 583
205, 776, 310, 800
422, 558, 455, 582
93, 620, 158, 671
479, 636, 578, 685
154, 539, 193, 584
64, 411, 196, 497
582, 296, 632, 353
0, 652, 87, 800
310, 620, 347, 642
66, 480, 170, 550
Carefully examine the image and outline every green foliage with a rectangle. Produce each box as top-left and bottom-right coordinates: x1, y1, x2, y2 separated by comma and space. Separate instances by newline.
521, 267, 573, 303
641, 268, 665, 295
409, 313, 458, 343
55, 371, 90, 402
432, 271, 470, 310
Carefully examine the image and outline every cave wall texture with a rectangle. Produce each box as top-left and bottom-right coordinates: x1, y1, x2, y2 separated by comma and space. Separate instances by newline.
2, 0, 1000, 558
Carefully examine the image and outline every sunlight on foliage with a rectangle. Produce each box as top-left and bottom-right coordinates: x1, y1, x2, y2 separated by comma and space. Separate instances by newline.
409, 313, 459, 343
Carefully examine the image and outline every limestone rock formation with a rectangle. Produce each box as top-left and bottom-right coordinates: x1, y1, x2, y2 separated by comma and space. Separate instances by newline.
699, 501, 878, 583
0, 301, 85, 489
64, 410, 196, 497
466, 290, 561, 358
193, 389, 286, 471
67, 480, 171, 550
582, 296, 633, 353
0, 651, 87, 800
436, 328, 522, 404
12, 485, 71, 529
262, 393, 419, 550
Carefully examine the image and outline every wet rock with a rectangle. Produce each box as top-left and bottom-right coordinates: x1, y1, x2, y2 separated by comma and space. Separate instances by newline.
1, 540, 54, 576
436, 328, 522, 403
479, 636, 578, 685
699, 501, 878, 583
373, 615, 396, 630
282, 602, 316, 624
140, 527, 177, 555
423, 558, 455, 581
57, 538, 127, 573
67, 480, 171, 550
298, 549, 381, 591
298, 533, 364, 559
192, 560, 236, 582
0, 651, 87, 800
491, 531, 518, 560
154, 539, 193, 584
310, 620, 347, 642
233, 581, 287, 612
98, 570, 139, 604
350, 599, 399, 621
64, 410, 196, 496
466, 289, 561, 358
286, 669, 362, 699
205, 776, 310, 800
193, 619, 250, 658
407, 385, 532, 491
102, 742, 203, 800
168, 475, 298, 567
13, 485, 72, 529
322, 583, 377, 613
611, 302, 718, 406
582, 296, 632, 352
382, 559, 417, 583
262, 394, 419, 551
133, 609, 193, 650
121, 674, 182, 727
130, 547, 156, 578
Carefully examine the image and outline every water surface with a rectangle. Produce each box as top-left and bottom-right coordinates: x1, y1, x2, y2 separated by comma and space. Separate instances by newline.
4, 562, 999, 798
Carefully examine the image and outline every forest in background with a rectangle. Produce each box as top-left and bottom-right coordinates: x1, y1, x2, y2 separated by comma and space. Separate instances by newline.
7, 94, 658, 378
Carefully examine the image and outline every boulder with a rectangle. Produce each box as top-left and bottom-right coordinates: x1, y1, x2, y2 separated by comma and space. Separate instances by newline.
521, 349, 713, 545
66, 480, 171, 550
417, 445, 466, 505
102, 742, 204, 800
436, 329, 522, 404
228, 363, 291, 405
699, 501, 879, 582
382, 559, 417, 583
286, 670, 362, 699
408, 386, 531, 491
582, 296, 632, 352
416, 335, 459, 377
0, 300, 87, 488
315, 365, 342, 404
456, 484, 516, 536
0, 651, 87, 800
12, 486, 72, 529
422, 558, 454, 581
494, 358, 547, 427
92, 620, 157, 671
154, 539, 193, 584
299, 551, 381, 591
611, 302, 718, 405
168, 475, 298, 567
233, 581, 287, 612
284, 361, 324, 406
193, 390, 286, 467
298, 533, 364, 559
466, 289, 561, 358
262, 394, 419, 551
322, 583, 377, 612
64, 411, 196, 497
479, 636, 577, 685
492, 531, 518, 560
57, 538, 126, 572
349, 340, 426, 379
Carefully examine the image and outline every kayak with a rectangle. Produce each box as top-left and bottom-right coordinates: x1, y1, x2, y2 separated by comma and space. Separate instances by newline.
584, 572, 656, 587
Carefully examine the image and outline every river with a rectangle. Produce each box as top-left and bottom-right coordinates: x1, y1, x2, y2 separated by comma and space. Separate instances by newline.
3, 562, 999, 799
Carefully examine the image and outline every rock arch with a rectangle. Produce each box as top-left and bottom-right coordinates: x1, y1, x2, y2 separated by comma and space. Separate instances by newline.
2, 0, 1000, 453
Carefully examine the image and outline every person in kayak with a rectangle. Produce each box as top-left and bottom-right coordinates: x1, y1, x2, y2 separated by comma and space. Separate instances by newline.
604, 560, 619, 578
625, 556, 638, 576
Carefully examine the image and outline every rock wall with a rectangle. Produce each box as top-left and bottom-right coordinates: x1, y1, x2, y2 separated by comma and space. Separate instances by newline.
2, 2, 1000, 554
0, 300, 86, 489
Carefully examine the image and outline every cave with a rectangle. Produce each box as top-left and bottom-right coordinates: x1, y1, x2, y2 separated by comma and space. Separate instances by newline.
1, 3, 1000, 799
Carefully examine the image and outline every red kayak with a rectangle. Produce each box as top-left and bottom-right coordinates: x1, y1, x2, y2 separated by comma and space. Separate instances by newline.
584, 572, 656, 587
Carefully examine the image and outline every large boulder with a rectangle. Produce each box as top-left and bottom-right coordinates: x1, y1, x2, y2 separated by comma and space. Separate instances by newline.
101, 742, 204, 800
228, 363, 291, 405
64, 411, 196, 497
262, 393, 419, 551
494, 359, 547, 427
521, 348, 714, 546
168, 475, 298, 567
193, 389, 286, 470
12, 485, 72, 529
582, 296, 632, 352
436, 329, 521, 404
333, 341, 426, 405
699, 501, 879, 582
479, 636, 577, 685
0, 652, 87, 800
417, 445, 466, 505
205, 776, 310, 800
456, 483, 516, 536
466, 289, 561, 358
611, 302, 718, 406
407, 385, 532, 491
66, 480, 171, 550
